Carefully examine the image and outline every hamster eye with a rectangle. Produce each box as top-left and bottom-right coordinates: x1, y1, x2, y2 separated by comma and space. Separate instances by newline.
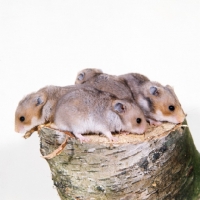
19, 116, 25, 122
136, 118, 142, 124
169, 105, 175, 111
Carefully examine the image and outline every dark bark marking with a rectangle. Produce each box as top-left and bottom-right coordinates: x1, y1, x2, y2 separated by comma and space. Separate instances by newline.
139, 157, 149, 170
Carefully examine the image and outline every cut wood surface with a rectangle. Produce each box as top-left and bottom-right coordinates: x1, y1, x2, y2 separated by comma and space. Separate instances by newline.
39, 121, 200, 200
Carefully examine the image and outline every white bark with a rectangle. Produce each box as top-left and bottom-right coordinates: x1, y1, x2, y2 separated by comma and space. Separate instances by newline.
39, 122, 199, 200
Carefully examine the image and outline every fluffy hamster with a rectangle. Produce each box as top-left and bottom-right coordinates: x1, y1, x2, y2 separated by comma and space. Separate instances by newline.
51, 87, 147, 142
15, 85, 78, 134
119, 73, 186, 125
75, 68, 134, 100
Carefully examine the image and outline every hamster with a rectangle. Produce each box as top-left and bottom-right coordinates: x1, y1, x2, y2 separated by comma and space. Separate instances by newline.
119, 73, 186, 125
75, 68, 134, 100
15, 85, 79, 134
51, 87, 147, 142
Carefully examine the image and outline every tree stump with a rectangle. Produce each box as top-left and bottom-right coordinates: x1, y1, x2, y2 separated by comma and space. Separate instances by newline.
39, 121, 200, 200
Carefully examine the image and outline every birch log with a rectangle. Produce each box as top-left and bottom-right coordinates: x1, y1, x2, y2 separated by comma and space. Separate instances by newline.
39, 121, 200, 200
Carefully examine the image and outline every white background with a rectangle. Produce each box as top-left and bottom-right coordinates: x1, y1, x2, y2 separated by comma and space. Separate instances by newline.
0, 1, 200, 199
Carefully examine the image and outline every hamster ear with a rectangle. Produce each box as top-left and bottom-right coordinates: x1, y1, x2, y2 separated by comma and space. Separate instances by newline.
113, 101, 126, 113
36, 97, 43, 106
77, 72, 85, 81
150, 86, 159, 96
34, 93, 47, 106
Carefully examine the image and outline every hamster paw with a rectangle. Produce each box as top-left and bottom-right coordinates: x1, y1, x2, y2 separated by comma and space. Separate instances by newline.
103, 131, 118, 142
76, 134, 90, 143
120, 131, 130, 135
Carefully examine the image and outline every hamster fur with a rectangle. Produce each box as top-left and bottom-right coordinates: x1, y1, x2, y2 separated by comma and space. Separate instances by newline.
75, 68, 103, 84
15, 85, 78, 134
119, 73, 186, 125
75, 68, 134, 100
51, 87, 147, 142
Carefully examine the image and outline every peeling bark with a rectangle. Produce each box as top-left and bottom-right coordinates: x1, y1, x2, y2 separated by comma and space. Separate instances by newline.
39, 121, 200, 200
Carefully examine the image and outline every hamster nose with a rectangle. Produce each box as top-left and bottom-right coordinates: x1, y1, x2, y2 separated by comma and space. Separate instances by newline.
177, 116, 185, 123
15, 125, 20, 133
15, 125, 24, 133
139, 129, 146, 134
137, 124, 147, 134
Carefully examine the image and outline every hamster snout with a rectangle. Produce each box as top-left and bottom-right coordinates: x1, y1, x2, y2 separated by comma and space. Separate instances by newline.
152, 109, 185, 124
122, 103, 147, 134
15, 116, 45, 134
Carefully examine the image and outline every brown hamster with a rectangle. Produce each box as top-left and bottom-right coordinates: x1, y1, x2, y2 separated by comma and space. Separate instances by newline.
15, 85, 79, 134
51, 87, 147, 142
119, 73, 186, 125
75, 68, 134, 100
